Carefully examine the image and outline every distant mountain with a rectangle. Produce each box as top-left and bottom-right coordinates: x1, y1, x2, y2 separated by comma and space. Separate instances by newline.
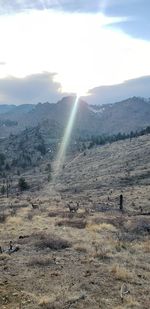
0, 104, 16, 114
89, 97, 150, 134
0, 96, 150, 138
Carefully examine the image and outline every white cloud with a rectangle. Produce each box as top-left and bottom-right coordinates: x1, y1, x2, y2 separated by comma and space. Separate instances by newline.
0, 9, 150, 95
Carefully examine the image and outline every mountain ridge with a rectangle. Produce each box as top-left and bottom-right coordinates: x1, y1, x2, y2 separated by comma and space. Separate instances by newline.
0, 96, 150, 138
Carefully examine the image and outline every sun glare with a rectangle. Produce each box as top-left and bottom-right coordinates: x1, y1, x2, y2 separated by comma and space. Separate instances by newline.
52, 94, 80, 182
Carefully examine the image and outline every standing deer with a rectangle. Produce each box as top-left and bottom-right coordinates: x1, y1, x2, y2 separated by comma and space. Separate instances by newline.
31, 202, 39, 209
67, 202, 79, 213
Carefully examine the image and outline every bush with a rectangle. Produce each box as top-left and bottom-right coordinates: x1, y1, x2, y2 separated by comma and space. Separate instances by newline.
45, 163, 52, 172
18, 177, 29, 191
48, 211, 59, 217
34, 233, 71, 251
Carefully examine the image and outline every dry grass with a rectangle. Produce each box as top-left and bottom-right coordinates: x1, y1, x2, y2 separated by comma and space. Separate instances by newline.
26, 210, 34, 220
142, 240, 150, 253
6, 216, 23, 225
113, 297, 141, 309
28, 256, 55, 267
74, 244, 88, 253
38, 296, 59, 309
0, 253, 11, 260
86, 222, 117, 233
110, 264, 133, 281
133, 239, 150, 253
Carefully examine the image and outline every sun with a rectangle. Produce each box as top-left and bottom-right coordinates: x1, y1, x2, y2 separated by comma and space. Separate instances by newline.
54, 72, 89, 97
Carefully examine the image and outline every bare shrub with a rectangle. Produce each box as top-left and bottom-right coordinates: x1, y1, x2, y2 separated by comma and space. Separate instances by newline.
48, 211, 59, 217
132, 218, 150, 234
56, 219, 87, 229
34, 233, 71, 251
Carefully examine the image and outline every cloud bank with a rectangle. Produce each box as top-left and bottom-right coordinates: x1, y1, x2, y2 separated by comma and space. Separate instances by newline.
0, 72, 63, 105
86, 76, 150, 105
0, 72, 150, 106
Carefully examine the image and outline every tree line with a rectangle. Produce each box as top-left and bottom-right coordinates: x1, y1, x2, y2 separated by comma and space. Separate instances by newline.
78, 126, 150, 149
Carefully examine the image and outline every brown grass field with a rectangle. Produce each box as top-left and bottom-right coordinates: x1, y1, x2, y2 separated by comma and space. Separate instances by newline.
0, 135, 150, 309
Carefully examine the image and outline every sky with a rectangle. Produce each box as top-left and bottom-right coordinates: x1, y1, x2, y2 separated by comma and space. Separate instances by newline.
0, 0, 150, 105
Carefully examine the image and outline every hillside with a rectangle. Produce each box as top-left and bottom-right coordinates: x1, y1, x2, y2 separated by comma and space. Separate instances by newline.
0, 96, 150, 138
91, 97, 150, 134
56, 134, 150, 213
0, 134, 149, 309
0, 121, 64, 173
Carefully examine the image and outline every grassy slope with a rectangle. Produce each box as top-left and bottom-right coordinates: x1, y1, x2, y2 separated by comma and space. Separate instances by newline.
0, 135, 150, 309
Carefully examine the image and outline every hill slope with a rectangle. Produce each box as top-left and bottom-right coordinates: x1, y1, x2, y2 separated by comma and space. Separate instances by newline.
0, 134, 149, 309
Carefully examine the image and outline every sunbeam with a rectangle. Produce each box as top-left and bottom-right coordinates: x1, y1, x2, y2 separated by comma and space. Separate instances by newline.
52, 95, 80, 183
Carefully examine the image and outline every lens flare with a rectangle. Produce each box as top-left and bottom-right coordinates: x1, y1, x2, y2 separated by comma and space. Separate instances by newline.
52, 95, 80, 182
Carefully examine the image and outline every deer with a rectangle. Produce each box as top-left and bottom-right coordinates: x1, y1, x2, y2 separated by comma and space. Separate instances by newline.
31, 202, 39, 209
67, 202, 79, 213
